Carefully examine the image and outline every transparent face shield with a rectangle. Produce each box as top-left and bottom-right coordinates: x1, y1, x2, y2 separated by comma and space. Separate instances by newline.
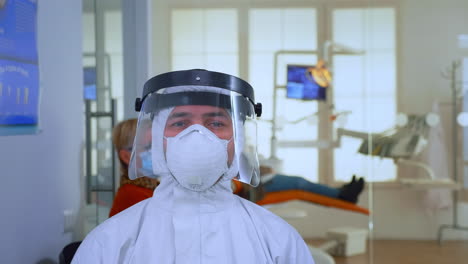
129, 85, 260, 188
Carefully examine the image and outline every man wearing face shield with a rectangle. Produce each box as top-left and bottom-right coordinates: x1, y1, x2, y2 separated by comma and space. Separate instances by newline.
72, 69, 314, 264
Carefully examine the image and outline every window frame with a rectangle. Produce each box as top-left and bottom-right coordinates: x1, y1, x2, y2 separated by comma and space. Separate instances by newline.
168, 0, 401, 188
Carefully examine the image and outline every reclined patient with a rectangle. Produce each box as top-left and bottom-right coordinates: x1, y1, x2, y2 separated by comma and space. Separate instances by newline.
233, 164, 365, 204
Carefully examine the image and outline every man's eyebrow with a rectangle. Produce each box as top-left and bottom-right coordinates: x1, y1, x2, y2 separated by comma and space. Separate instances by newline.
168, 112, 191, 119
203, 111, 230, 118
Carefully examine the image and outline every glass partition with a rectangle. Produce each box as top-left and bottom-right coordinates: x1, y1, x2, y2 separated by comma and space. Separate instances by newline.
364, 0, 468, 263
152, 0, 468, 263
82, 0, 123, 233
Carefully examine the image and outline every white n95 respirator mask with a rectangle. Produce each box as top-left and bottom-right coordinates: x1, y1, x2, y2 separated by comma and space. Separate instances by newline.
165, 124, 231, 192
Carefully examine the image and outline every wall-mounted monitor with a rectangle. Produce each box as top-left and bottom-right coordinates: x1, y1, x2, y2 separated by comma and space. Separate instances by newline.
286, 64, 327, 101
83, 67, 97, 100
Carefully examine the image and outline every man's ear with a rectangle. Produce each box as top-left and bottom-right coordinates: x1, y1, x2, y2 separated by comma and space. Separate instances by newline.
119, 149, 131, 165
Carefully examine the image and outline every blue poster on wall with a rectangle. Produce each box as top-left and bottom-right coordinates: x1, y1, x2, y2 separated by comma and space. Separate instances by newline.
0, 0, 38, 63
0, 60, 39, 123
0, 0, 39, 136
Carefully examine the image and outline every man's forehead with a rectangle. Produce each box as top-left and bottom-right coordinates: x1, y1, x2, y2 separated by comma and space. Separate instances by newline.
169, 105, 230, 117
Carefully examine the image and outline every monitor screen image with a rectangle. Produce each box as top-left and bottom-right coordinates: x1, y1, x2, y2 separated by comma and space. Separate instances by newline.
286, 64, 327, 101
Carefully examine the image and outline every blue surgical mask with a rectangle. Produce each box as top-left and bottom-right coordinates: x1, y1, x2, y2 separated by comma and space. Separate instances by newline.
139, 150, 154, 177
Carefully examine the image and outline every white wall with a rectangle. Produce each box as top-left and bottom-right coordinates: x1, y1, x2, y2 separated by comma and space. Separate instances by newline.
0, 1, 83, 263
399, 0, 468, 113
122, 0, 153, 120
151, 0, 170, 74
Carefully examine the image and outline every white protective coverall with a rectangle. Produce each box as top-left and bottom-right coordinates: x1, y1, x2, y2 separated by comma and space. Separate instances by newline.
72, 70, 314, 263
72, 175, 314, 263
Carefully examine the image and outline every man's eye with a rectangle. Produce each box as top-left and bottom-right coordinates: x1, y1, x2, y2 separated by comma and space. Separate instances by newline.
210, 121, 225, 127
170, 121, 185, 127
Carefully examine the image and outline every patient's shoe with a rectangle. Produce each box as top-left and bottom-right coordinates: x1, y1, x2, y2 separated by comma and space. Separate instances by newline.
338, 175, 365, 203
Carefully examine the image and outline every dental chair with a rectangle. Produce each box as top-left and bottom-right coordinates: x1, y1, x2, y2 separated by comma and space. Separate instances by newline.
233, 181, 369, 264
256, 190, 369, 215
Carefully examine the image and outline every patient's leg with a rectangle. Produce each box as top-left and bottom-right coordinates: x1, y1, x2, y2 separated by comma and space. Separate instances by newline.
262, 174, 365, 203
263, 174, 341, 198
338, 176, 365, 203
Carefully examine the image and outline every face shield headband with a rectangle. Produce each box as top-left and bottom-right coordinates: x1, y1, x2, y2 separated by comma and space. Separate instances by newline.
142, 92, 254, 120
135, 69, 262, 117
